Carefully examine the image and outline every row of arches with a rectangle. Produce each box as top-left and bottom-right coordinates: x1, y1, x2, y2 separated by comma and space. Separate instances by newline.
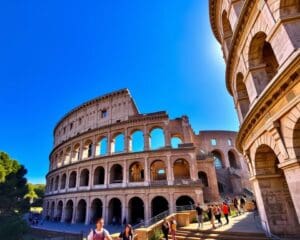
211, 149, 241, 170
51, 128, 185, 170
48, 159, 210, 192
45, 195, 195, 225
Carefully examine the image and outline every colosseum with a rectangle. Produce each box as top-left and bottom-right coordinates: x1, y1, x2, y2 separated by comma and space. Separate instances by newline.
209, 0, 300, 236
43, 89, 250, 226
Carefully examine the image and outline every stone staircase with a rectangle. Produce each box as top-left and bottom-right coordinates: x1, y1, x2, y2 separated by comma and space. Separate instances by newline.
168, 228, 270, 240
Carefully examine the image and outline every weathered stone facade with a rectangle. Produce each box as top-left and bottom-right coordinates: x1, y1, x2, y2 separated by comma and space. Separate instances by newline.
209, 0, 300, 235
44, 89, 250, 226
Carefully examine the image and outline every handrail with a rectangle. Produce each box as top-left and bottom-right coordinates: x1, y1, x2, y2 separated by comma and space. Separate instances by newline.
132, 210, 170, 229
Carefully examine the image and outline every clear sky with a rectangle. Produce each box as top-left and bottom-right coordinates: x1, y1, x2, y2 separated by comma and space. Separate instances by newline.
0, 0, 238, 184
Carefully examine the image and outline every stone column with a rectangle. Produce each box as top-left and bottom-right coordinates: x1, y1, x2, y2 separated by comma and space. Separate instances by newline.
122, 196, 126, 224
89, 166, 93, 190
103, 196, 108, 223
143, 127, 150, 151
85, 197, 91, 225
104, 161, 109, 187
79, 140, 83, 161
169, 193, 175, 213
72, 198, 77, 224
124, 128, 129, 153
92, 135, 97, 157
66, 169, 70, 191
107, 133, 112, 155
166, 156, 173, 185
144, 157, 150, 186
76, 167, 80, 190
123, 161, 127, 187
164, 129, 171, 147
144, 195, 150, 222
61, 199, 66, 223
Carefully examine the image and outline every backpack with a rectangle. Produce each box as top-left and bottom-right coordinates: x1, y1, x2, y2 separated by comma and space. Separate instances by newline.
93, 229, 105, 240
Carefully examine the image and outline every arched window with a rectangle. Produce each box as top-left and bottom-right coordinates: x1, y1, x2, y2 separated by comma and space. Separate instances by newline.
58, 151, 63, 167
110, 164, 123, 183
293, 118, 300, 159
280, 0, 300, 17
212, 150, 224, 169
76, 199, 87, 223
171, 136, 182, 148
149, 128, 165, 150
151, 196, 169, 217
83, 140, 93, 159
198, 171, 209, 187
222, 11, 233, 54
94, 166, 105, 185
173, 159, 190, 179
228, 150, 240, 169
96, 137, 108, 156
54, 175, 59, 191
236, 73, 250, 118
60, 173, 66, 189
129, 130, 144, 152
72, 143, 80, 162
249, 32, 279, 95
129, 162, 144, 182
111, 133, 125, 153
69, 171, 77, 188
150, 160, 167, 181
80, 169, 89, 186
64, 147, 71, 165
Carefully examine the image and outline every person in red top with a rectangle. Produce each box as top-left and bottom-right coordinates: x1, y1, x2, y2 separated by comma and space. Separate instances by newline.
222, 202, 230, 225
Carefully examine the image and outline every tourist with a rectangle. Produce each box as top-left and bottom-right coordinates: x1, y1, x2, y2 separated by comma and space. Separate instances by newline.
207, 205, 216, 229
161, 218, 170, 240
195, 203, 203, 229
222, 202, 229, 225
233, 197, 240, 216
118, 224, 133, 240
87, 218, 112, 240
240, 196, 246, 213
215, 205, 222, 226
170, 216, 177, 240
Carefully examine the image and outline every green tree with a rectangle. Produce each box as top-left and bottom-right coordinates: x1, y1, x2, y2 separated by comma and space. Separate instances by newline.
25, 184, 38, 204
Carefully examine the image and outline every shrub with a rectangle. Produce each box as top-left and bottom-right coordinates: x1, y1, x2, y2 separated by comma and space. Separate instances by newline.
149, 229, 162, 240
0, 215, 29, 240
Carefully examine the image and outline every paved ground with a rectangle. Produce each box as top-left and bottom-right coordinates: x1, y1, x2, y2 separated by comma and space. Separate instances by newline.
182, 212, 264, 233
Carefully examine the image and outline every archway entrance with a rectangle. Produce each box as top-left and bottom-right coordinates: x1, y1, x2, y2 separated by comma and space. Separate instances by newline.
255, 144, 299, 234
76, 199, 87, 223
64, 200, 73, 223
56, 201, 63, 222
173, 159, 190, 179
176, 195, 194, 207
90, 199, 103, 224
128, 197, 144, 224
151, 196, 169, 217
108, 198, 122, 225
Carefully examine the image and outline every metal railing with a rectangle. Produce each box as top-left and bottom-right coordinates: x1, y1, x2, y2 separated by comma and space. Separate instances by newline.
132, 210, 170, 230
176, 204, 195, 212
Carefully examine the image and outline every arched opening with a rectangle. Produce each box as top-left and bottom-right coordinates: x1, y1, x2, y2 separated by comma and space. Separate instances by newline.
128, 197, 144, 224
218, 182, 224, 193
64, 200, 73, 223
222, 11, 233, 53
249, 32, 279, 95
80, 169, 89, 186
96, 137, 108, 156
69, 171, 77, 188
228, 150, 240, 169
56, 201, 63, 222
173, 159, 190, 179
111, 133, 125, 153
150, 160, 167, 181
171, 136, 182, 148
50, 178, 54, 191
54, 175, 59, 191
129, 130, 144, 152
64, 147, 71, 165
255, 144, 298, 234
149, 128, 165, 150
76, 199, 87, 223
90, 199, 103, 224
176, 195, 194, 207
72, 143, 80, 162
293, 118, 300, 158
83, 140, 93, 159
60, 173, 66, 190
93, 166, 105, 185
110, 164, 123, 184
280, 0, 300, 17
212, 150, 224, 169
129, 162, 144, 182
50, 202, 55, 220
58, 151, 63, 167
198, 171, 209, 187
236, 72, 250, 118
108, 198, 122, 225
151, 196, 169, 217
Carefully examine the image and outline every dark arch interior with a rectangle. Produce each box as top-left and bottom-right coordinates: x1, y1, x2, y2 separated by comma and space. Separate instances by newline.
108, 198, 122, 225
151, 196, 169, 217
110, 164, 123, 183
80, 169, 89, 186
91, 199, 103, 224
198, 171, 209, 187
69, 172, 77, 188
176, 195, 194, 206
128, 197, 144, 224
76, 200, 87, 223
65, 200, 73, 223
94, 166, 105, 185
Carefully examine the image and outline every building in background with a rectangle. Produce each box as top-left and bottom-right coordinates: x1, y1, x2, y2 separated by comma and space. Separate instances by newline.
209, 0, 300, 236
43, 89, 250, 225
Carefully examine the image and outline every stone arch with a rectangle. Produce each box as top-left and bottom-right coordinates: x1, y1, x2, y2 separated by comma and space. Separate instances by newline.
64, 199, 73, 223
151, 196, 169, 217
111, 133, 125, 153
96, 136, 108, 156
228, 149, 240, 169
58, 151, 63, 167
108, 198, 122, 225
72, 143, 80, 162
280, 0, 300, 17
211, 150, 225, 169
128, 197, 145, 224
94, 166, 105, 185
150, 160, 167, 181
54, 175, 59, 191
129, 161, 144, 182
129, 130, 144, 152
76, 199, 87, 223
171, 135, 183, 148
90, 198, 103, 224
254, 144, 299, 234
222, 10, 233, 52
60, 173, 66, 189
293, 117, 300, 158
235, 72, 250, 118
64, 147, 71, 165
198, 171, 209, 187
110, 164, 123, 184
79, 168, 89, 186
50, 178, 54, 191
56, 200, 63, 221
176, 195, 195, 207
248, 31, 279, 95
50, 201, 55, 219
149, 127, 165, 150
173, 159, 190, 179
69, 171, 77, 188
82, 139, 93, 159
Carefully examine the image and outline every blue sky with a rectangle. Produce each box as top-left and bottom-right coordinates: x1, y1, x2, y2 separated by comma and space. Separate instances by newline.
0, 0, 238, 184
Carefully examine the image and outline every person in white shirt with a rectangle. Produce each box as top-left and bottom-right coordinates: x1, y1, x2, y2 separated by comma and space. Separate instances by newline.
87, 218, 112, 240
